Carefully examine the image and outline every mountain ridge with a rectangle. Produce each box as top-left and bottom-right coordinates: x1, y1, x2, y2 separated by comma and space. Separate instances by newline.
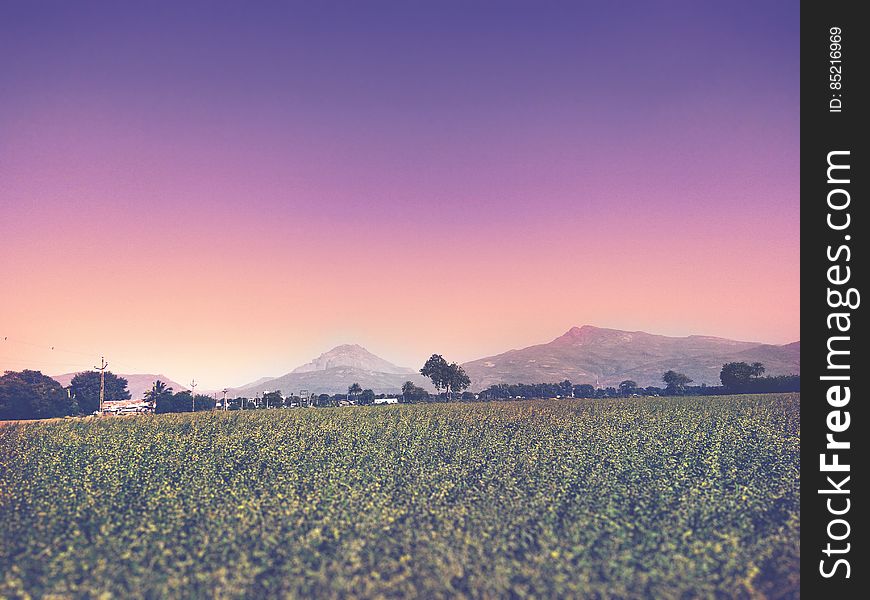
461, 325, 799, 390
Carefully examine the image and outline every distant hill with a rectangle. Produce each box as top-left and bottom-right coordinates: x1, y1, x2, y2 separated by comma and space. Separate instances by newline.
52, 373, 188, 401
230, 345, 429, 397
461, 326, 800, 390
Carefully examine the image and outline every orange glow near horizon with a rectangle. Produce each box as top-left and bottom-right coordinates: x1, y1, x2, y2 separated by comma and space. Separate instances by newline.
0, 2, 799, 389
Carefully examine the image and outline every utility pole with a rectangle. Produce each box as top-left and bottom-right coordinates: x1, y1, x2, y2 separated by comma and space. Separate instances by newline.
94, 357, 108, 415
222, 388, 228, 411
190, 379, 197, 412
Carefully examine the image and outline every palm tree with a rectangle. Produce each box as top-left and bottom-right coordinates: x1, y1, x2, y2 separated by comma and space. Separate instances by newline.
144, 380, 173, 412
348, 383, 362, 404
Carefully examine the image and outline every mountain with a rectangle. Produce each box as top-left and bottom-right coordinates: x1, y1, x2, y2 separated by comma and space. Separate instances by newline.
461, 326, 800, 390
291, 344, 415, 375
52, 373, 188, 401
230, 345, 428, 397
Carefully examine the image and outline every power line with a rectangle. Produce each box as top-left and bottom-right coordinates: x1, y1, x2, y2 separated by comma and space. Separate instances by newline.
2, 335, 153, 377
1, 336, 97, 358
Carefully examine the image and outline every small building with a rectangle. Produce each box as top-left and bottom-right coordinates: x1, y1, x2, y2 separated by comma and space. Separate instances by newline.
102, 399, 154, 415
374, 397, 399, 405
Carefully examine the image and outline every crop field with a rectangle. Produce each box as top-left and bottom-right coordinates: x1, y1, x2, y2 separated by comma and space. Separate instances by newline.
0, 394, 799, 598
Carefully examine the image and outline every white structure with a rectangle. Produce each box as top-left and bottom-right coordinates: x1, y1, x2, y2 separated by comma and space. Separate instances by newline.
374, 397, 399, 405
102, 400, 154, 415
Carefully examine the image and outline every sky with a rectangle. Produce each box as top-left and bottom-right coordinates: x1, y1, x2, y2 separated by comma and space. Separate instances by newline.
0, 1, 799, 389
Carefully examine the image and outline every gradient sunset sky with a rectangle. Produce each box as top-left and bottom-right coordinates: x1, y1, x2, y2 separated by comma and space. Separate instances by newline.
1, 1, 799, 389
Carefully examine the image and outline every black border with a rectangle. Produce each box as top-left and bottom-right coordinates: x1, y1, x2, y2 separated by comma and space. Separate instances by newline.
802, 0, 867, 595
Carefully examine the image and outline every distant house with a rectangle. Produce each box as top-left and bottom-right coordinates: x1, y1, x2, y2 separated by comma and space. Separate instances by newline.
374, 397, 399, 405
102, 399, 154, 415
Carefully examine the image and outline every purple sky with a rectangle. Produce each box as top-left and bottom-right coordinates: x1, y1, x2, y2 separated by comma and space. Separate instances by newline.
0, 1, 800, 387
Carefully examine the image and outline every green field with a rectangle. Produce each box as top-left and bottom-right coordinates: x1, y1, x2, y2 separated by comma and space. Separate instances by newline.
0, 394, 800, 598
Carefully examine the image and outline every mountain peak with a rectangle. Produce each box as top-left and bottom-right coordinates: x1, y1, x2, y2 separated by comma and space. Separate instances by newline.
332, 343, 365, 351
291, 344, 414, 375
556, 325, 610, 343
229, 344, 424, 395
564, 325, 598, 336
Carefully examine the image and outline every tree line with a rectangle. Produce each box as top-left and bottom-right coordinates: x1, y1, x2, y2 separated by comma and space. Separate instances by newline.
478, 362, 799, 400
1, 359, 797, 421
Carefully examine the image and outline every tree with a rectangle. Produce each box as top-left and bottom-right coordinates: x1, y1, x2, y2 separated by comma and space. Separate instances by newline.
420, 355, 449, 395
317, 393, 331, 407
170, 390, 193, 413
0, 370, 77, 420
193, 394, 216, 411
559, 380, 573, 397
662, 370, 692, 395
572, 384, 595, 398
69, 371, 131, 414
359, 389, 375, 405
347, 383, 362, 404
263, 390, 283, 408
420, 355, 471, 401
618, 380, 638, 396
144, 380, 174, 412
401, 381, 428, 403
446, 363, 471, 401
720, 362, 766, 392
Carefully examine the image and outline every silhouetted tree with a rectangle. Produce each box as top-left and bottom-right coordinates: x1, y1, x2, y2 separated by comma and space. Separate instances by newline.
618, 380, 638, 396
446, 363, 471, 401
263, 390, 283, 408
401, 381, 428, 403
662, 370, 692, 395
720, 362, 771, 393
359, 389, 376, 405
347, 383, 362, 404
193, 394, 216, 411
69, 371, 131, 414
572, 384, 595, 398
0, 370, 77, 420
145, 380, 173, 412
420, 355, 450, 395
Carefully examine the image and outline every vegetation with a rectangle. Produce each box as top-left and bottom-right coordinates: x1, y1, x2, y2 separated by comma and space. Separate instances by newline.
0, 394, 799, 598
0, 370, 75, 420
401, 381, 429, 403
155, 390, 216, 413
348, 383, 362, 404
662, 370, 693, 395
720, 361, 765, 392
420, 354, 471, 400
359, 389, 376, 405
69, 371, 131, 414
144, 380, 173, 409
